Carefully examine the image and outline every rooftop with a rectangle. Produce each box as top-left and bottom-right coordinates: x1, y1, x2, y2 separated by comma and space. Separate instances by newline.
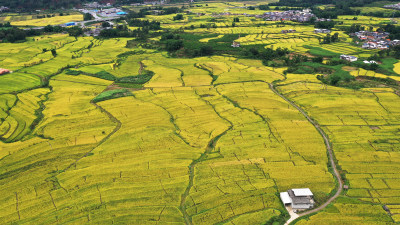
292, 188, 313, 197
280, 192, 292, 204
288, 189, 314, 204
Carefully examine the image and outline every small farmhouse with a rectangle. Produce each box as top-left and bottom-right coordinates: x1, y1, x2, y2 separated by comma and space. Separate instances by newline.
280, 188, 314, 210
0, 68, 10, 75
340, 54, 358, 62
314, 29, 331, 34
231, 41, 240, 48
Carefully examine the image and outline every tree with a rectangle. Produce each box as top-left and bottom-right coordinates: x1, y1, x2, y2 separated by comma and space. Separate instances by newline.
199, 46, 213, 56
259, 5, 270, 10
165, 39, 183, 52
393, 45, 400, 59
173, 14, 184, 21
67, 27, 83, 37
312, 56, 323, 63
102, 22, 111, 28
51, 49, 57, 57
330, 32, 339, 43
84, 13, 94, 21
44, 25, 54, 32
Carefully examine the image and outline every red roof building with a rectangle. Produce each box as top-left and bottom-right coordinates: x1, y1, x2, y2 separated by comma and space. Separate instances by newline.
0, 68, 10, 75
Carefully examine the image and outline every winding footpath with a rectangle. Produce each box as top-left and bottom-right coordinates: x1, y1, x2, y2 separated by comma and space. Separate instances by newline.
268, 83, 343, 225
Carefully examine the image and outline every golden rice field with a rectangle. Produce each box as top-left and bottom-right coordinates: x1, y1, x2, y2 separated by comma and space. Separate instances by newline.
0, 31, 340, 223
276, 74, 400, 224
2, 2, 400, 224
10, 14, 83, 26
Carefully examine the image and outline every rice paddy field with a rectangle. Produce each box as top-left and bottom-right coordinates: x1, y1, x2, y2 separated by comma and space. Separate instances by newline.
2, 1, 400, 224
276, 76, 400, 224
0, 35, 337, 223
0, 13, 83, 27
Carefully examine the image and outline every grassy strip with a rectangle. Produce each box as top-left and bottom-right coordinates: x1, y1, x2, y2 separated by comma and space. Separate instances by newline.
92, 89, 133, 103
65, 69, 154, 84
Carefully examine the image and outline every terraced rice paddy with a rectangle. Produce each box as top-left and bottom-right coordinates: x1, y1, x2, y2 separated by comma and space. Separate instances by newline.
2, 2, 400, 224
276, 75, 400, 224
8, 14, 83, 27
0, 32, 339, 223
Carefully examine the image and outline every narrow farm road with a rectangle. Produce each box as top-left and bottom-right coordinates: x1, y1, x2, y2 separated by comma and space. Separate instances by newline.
268, 83, 343, 225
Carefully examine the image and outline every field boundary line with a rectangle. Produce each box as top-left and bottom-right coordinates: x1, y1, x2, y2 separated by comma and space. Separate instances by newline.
59, 101, 122, 173
268, 83, 343, 225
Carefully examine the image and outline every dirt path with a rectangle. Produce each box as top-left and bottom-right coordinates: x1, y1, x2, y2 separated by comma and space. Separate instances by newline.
138, 61, 144, 75
268, 83, 343, 224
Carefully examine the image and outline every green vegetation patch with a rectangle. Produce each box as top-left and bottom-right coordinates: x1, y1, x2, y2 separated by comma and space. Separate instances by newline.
92, 89, 133, 103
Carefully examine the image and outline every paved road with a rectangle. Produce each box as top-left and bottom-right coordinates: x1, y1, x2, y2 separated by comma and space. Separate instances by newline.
269, 83, 343, 224
284, 206, 299, 225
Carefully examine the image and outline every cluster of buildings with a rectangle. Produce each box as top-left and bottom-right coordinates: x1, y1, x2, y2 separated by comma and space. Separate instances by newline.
316, 18, 332, 22
340, 54, 358, 62
83, 2, 113, 9
363, 60, 377, 64
352, 31, 396, 50
314, 29, 331, 34
383, 3, 400, 10
340, 55, 379, 64
99, 8, 127, 16
130, 0, 169, 6
263, 9, 315, 22
0, 6, 9, 12
84, 28, 103, 37
280, 188, 315, 212
0, 68, 11, 75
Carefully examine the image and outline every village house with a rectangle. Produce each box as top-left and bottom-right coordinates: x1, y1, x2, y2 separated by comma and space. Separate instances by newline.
0, 68, 11, 75
280, 188, 315, 211
363, 60, 377, 64
231, 41, 240, 48
352, 31, 400, 49
340, 54, 358, 62
263, 9, 314, 22
0, 6, 9, 12
384, 2, 400, 10
314, 29, 331, 34
354, 31, 389, 42
316, 18, 332, 22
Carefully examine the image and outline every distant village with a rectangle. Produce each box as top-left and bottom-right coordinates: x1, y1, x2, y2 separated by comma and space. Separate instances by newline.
383, 2, 400, 10
212, 9, 317, 22
0, 6, 9, 12
262, 9, 314, 22
352, 31, 400, 50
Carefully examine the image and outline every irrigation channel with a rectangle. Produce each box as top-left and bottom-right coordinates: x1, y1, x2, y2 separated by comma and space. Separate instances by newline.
268, 83, 343, 225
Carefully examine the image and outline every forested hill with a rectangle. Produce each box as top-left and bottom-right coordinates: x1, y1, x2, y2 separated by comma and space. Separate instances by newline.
0, 0, 85, 9
270, 0, 398, 7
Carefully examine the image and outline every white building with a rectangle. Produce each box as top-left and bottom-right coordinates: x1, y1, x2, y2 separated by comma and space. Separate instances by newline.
314, 29, 331, 34
340, 54, 358, 62
231, 41, 240, 48
280, 188, 314, 210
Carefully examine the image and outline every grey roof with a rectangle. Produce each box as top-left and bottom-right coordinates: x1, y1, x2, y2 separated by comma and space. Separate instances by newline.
288, 190, 313, 204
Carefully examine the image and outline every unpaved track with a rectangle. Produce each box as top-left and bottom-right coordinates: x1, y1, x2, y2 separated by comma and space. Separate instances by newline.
269, 83, 343, 224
